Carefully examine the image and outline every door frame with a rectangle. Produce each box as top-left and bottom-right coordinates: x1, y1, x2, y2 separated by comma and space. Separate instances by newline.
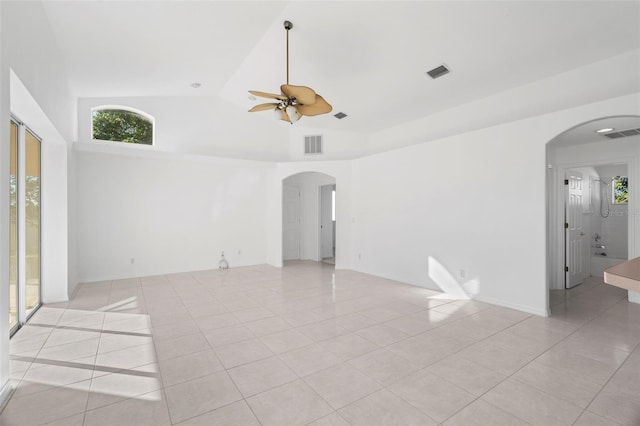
280, 172, 337, 266
319, 184, 336, 260
9, 115, 43, 336
564, 169, 587, 289
551, 158, 634, 293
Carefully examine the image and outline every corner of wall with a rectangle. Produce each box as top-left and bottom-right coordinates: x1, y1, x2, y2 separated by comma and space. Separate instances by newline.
0, 0, 11, 395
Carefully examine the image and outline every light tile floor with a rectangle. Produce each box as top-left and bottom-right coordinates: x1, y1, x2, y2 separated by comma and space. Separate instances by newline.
1, 263, 639, 425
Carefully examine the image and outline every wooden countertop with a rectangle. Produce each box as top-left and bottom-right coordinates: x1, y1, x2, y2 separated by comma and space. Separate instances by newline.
604, 257, 640, 293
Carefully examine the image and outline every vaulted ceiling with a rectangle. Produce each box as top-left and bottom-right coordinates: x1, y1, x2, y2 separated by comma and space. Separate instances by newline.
42, 1, 640, 140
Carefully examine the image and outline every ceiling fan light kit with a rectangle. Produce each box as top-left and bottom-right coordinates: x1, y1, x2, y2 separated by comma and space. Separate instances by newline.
248, 20, 332, 124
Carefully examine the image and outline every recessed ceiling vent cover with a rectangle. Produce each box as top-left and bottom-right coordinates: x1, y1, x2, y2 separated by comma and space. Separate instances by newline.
426, 64, 450, 79
304, 135, 323, 155
603, 128, 640, 139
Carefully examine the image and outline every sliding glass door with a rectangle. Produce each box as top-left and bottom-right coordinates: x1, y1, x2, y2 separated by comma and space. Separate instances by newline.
25, 129, 41, 316
9, 121, 18, 332
9, 119, 42, 335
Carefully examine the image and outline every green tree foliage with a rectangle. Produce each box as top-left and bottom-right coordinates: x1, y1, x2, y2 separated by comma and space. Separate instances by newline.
92, 109, 153, 145
613, 177, 628, 204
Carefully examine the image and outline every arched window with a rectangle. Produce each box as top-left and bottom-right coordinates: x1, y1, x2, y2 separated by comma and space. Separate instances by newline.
91, 106, 154, 145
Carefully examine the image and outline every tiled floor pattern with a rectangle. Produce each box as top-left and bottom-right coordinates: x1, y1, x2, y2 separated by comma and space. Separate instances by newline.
1, 263, 639, 425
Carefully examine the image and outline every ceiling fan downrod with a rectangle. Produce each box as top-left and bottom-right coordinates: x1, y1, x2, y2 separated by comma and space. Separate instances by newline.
247, 19, 332, 123
284, 20, 293, 86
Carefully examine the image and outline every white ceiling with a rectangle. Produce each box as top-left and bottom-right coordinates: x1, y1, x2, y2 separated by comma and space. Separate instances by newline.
42, 1, 640, 138
550, 115, 640, 147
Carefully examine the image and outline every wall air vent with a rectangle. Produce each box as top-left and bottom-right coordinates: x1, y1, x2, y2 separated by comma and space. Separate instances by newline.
304, 135, 323, 155
603, 128, 640, 139
426, 64, 450, 79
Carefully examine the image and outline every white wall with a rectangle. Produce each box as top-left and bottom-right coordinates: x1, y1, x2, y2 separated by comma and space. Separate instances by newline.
288, 125, 368, 161
0, 0, 76, 404
78, 96, 290, 161
283, 172, 336, 261
352, 94, 640, 316
2, 1, 75, 302
0, 0, 11, 404
594, 164, 628, 260
74, 143, 271, 282
10, 72, 70, 303
3, 1, 75, 142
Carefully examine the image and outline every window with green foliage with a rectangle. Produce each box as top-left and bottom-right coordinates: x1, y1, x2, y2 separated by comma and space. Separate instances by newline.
613, 176, 628, 205
92, 108, 153, 145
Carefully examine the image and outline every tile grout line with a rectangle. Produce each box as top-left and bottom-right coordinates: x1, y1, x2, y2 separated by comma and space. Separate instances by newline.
571, 338, 639, 425
81, 279, 112, 426
6, 267, 636, 426
442, 284, 632, 426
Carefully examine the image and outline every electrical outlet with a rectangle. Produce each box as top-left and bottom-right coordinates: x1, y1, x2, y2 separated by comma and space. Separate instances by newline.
131, 258, 135, 264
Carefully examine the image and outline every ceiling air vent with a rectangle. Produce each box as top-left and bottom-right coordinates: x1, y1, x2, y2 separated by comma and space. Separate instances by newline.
603, 128, 640, 139
304, 135, 323, 155
426, 64, 450, 79
334, 112, 347, 119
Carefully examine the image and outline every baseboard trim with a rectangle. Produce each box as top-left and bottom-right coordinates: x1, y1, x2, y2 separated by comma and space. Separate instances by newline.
473, 295, 549, 317
0, 381, 16, 413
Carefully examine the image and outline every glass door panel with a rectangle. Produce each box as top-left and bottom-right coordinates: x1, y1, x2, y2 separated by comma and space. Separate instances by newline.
9, 121, 18, 330
25, 129, 41, 315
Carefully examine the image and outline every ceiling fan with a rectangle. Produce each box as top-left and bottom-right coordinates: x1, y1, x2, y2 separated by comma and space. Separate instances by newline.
248, 20, 332, 124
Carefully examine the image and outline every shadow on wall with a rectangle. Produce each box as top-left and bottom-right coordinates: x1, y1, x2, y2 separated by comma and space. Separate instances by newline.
427, 256, 480, 300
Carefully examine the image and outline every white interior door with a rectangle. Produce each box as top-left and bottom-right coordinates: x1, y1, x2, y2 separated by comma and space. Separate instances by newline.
283, 185, 301, 260
565, 170, 586, 289
320, 185, 334, 259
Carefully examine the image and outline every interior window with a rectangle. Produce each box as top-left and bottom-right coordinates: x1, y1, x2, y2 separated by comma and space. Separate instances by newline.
612, 176, 628, 205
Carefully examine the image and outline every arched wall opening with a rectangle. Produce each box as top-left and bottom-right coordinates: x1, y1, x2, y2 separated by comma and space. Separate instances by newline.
282, 172, 336, 266
266, 161, 352, 270
546, 115, 639, 310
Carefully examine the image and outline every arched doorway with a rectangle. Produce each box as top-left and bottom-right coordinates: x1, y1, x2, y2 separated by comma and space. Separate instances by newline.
282, 172, 337, 266
546, 115, 639, 311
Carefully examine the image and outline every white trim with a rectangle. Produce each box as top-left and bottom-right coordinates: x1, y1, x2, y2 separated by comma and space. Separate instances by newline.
74, 140, 272, 168
16, 122, 26, 326
473, 295, 550, 317
351, 266, 549, 317
0, 381, 16, 413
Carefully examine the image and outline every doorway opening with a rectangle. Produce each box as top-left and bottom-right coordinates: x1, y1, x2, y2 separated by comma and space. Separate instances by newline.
563, 164, 629, 290
282, 172, 336, 267
546, 116, 637, 314
320, 184, 336, 265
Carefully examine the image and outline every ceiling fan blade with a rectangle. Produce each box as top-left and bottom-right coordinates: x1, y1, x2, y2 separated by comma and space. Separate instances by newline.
296, 95, 332, 116
249, 90, 287, 101
280, 84, 317, 105
248, 103, 279, 112
280, 109, 292, 122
